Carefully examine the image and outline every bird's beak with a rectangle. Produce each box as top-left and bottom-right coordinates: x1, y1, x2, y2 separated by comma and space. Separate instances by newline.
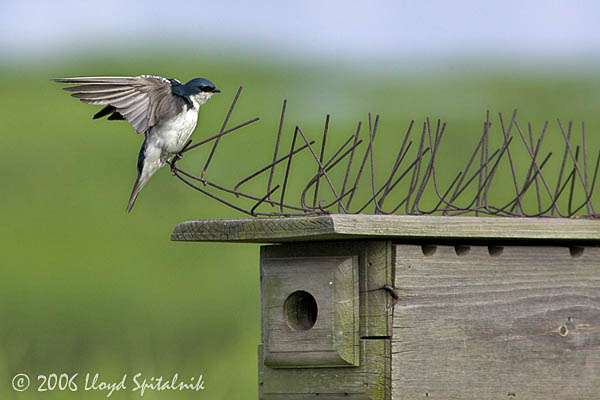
213, 88, 221, 93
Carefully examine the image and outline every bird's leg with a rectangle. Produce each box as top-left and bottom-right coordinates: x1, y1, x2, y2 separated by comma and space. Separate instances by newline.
167, 159, 176, 174
169, 139, 193, 173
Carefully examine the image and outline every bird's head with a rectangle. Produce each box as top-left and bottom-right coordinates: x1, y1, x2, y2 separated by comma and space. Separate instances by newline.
185, 78, 221, 95
181, 78, 220, 107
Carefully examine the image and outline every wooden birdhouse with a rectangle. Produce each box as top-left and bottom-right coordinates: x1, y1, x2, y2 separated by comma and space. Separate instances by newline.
172, 214, 600, 399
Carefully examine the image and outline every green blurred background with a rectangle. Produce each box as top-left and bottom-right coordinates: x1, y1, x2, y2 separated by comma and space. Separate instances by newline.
2, 2, 600, 399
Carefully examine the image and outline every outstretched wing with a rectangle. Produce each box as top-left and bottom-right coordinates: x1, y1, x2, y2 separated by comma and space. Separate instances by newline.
52, 75, 185, 134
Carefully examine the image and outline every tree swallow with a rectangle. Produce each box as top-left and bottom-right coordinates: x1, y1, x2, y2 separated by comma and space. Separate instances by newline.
53, 75, 221, 212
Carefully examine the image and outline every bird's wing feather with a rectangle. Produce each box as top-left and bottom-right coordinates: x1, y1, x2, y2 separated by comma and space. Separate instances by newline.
52, 75, 184, 134
71, 89, 138, 102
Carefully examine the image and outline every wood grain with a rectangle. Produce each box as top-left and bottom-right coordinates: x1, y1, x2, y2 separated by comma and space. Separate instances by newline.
261, 242, 393, 339
362, 241, 394, 338
171, 214, 600, 243
259, 339, 390, 400
259, 242, 393, 399
260, 255, 359, 367
392, 244, 600, 399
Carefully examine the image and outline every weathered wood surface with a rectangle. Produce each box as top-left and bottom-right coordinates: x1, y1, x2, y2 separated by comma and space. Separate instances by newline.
261, 254, 360, 367
361, 241, 394, 338
259, 242, 393, 399
259, 339, 390, 400
392, 244, 600, 399
262, 242, 393, 339
171, 214, 600, 243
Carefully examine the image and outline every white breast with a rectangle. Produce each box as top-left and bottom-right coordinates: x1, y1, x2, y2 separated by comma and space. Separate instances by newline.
148, 92, 214, 156
154, 105, 199, 154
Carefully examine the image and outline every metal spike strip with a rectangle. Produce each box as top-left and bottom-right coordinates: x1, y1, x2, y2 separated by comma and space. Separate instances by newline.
170, 87, 600, 218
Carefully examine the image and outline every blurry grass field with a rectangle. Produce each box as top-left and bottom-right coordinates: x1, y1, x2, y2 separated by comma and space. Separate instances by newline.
1, 53, 599, 399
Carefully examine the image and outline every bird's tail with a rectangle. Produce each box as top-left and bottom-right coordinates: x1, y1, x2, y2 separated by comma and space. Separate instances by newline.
127, 136, 152, 213
126, 174, 146, 213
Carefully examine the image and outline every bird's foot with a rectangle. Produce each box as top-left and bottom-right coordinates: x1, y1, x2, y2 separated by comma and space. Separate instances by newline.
168, 155, 182, 174
169, 140, 193, 174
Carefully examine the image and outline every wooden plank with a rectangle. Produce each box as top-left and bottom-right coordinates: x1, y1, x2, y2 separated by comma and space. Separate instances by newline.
258, 242, 393, 399
391, 244, 600, 399
260, 255, 359, 367
261, 242, 393, 339
171, 214, 600, 243
362, 241, 394, 338
259, 339, 390, 400
172, 216, 337, 242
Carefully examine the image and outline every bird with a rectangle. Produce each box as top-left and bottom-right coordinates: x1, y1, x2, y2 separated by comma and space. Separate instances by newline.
52, 75, 221, 212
